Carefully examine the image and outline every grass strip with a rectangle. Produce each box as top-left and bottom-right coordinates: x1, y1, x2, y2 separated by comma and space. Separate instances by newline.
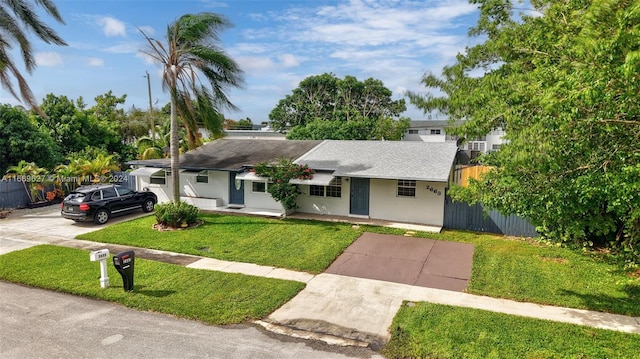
0, 245, 304, 325
383, 301, 640, 359
77, 214, 362, 274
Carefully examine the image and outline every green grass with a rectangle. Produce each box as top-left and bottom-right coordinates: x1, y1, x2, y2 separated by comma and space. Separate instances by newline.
78, 213, 639, 316
0, 245, 304, 325
366, 227, 640, 317
383, 302, 640, 359
77, 213, 362, 274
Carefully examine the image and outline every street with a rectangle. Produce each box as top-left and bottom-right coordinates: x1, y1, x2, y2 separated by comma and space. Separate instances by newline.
0, 281, 382, 359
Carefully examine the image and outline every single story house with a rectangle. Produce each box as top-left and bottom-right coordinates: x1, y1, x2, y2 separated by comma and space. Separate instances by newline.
128, 138, 459, 227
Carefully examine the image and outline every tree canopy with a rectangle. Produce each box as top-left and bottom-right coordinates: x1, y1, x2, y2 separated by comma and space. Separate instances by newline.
269, 73, 409, 140
410, 0, 640, 255
0, 104, 56, 174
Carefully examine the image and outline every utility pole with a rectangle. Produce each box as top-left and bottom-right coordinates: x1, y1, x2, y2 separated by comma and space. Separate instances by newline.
145, 71, 155, 142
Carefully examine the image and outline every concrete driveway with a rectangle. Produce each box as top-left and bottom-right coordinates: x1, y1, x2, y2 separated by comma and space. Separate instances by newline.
0, 206, 149, 252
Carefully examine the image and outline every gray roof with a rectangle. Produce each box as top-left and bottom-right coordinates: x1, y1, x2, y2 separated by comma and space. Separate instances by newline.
130, 139, 322, 171
294, 140, 459, 182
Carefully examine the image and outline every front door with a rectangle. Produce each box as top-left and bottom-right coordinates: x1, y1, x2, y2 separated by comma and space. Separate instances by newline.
350, 177, 370, 216
229, 172, 245, 205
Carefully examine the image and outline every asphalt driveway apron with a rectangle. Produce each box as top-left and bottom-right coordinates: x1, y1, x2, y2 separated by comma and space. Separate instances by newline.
325, 232, 474, 291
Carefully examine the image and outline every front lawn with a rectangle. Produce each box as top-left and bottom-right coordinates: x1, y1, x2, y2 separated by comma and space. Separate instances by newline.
383, 302, 640, 359
0, 245, 304, 325
79, 213, 640, 316
368, 227, 640, 317
77, 213, 363, 274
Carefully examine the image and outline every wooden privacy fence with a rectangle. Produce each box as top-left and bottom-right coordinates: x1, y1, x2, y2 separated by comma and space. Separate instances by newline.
443, 195, 538, 237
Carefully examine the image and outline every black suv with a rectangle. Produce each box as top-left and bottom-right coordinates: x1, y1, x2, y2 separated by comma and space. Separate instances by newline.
61, 184, 157, 224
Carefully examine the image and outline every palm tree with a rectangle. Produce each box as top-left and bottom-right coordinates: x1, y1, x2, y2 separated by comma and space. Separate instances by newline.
79, 153, 120, 184
139, 12, 243, 202
136, 121, 187, 160
4, 160, 49, 203
0, 0, 67, 113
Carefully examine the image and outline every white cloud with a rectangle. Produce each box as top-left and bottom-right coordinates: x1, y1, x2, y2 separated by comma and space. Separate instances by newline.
278, 54, 299, 68
35, 52, 63, 67
103, 42, 138, 54
85, 57, 104, 67
96, 16, 126, 37
236, 56, 276, 72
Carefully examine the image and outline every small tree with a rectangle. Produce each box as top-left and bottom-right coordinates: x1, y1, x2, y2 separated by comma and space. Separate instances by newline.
4, 160, 49, 203
253, 159, 313, 211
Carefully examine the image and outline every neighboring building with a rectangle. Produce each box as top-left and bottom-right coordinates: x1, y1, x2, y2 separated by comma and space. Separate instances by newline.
403, 120, 506, 160
403, 120, 457, 143
128, 138, 460, 228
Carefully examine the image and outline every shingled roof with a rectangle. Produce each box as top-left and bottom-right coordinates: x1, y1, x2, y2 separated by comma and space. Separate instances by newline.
294, 140, 459, 182
129, 139, 322, 171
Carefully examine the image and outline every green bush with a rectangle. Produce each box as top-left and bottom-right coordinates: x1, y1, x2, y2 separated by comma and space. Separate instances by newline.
155, 201, 200, 227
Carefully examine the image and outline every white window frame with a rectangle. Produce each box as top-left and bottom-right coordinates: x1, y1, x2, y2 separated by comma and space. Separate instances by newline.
251, 181, 267, 193
397, 179, 416, 197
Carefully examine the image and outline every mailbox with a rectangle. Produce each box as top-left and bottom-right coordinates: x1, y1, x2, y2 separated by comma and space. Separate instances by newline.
112, 251, 135, 291
89, 249, 110, 288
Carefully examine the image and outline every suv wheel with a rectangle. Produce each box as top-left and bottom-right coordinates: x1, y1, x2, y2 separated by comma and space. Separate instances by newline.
94, 209, 110, 224
142, 198, 155, 213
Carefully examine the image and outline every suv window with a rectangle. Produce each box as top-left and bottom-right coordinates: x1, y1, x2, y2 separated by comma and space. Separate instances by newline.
90, 191, 102, 201
65, 192, 86, 203
116, 186, 133, 196
101, 187, 118, 199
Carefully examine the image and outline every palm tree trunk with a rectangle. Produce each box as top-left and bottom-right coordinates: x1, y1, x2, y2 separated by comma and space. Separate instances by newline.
170, 95, 180, 203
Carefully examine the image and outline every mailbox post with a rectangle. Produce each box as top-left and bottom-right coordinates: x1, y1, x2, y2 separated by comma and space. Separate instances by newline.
89, 249, 110, 288
112, 251, 135, 292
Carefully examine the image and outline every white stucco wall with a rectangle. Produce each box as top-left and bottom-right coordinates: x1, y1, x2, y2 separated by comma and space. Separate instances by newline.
243, 181, 282, 211
369, 179, 447, 226
135, 174, 172, 204
180, 171, 229, 202
296, 181, 351, 216
296, 178, 447, 226
134, 170, 229, 206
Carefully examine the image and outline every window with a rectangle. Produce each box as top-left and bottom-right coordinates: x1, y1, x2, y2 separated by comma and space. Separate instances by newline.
196, 170, 208, 183
397, 179, 416, 197
150, 170, 166, 185
101, 187, 118, 199
491, 144, 501, 150
310, 185, 324, 197
115, 186, 133, 196
467, 142, 486, 151
309, 177, 342, 198
408, 129, 418, 134
325, 177, 342, 198
430, 129, 441, 135
252, 181, 266, 193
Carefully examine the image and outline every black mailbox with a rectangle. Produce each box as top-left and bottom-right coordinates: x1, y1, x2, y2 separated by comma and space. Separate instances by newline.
113, 251, 135, 291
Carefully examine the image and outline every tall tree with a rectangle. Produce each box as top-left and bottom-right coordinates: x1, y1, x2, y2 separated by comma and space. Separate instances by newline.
0, 0, 67, 112
269, 73, 408, 140
0, 104, 56, 174
140, 12, 244, 202
409, 0, 640, 255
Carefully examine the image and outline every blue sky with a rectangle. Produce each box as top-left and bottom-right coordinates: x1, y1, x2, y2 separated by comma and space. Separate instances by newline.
2, 0, 480, 123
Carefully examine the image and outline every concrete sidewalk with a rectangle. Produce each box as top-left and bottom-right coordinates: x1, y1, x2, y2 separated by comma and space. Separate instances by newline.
1, 209, 639, 349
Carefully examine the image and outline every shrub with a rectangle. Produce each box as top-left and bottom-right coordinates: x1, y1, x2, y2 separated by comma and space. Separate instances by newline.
155, 201, 200, 228
253, 158, 313, 210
